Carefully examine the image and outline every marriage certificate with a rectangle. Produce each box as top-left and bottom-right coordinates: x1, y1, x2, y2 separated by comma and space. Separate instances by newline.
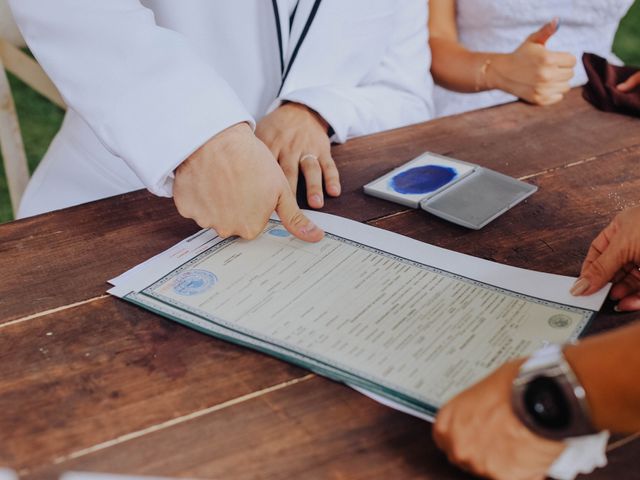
109, 212, 608, 417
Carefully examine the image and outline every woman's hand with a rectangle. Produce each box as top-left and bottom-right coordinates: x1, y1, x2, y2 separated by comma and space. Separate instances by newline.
256, 102, 341, 209
617, 71, 640, 93
433, 360, 565, 480
489, 20, 577, 106
571, 205, 640, 311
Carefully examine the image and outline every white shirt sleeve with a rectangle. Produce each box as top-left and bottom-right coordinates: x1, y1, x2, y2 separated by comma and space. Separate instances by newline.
8, 0, 255, 197
279, 0, 434, 143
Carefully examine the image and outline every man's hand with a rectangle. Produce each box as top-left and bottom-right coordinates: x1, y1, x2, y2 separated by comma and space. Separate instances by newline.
617, 71, 640, 93
173, 123, 324, 242
571, 205, 640, 311
433, 360, 565, 480
489, 19, 576, 106
256, 102, 341, 209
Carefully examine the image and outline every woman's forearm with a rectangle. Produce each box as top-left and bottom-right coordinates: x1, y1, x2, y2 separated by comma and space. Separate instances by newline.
564, 321, 640, 433
429, 37, 505, 93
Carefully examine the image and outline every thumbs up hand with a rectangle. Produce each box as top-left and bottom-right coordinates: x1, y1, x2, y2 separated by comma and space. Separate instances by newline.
527, 18, 561, 46
488, 19, 577, 105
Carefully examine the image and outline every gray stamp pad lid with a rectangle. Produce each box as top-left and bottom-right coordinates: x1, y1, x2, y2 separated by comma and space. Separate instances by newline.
420, 167, 538, 230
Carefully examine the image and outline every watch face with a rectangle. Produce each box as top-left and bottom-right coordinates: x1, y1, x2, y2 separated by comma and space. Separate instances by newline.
524, 376, 571, 430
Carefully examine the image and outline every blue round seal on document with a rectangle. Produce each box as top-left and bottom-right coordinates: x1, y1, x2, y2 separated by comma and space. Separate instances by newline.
172, 269, 218, 296
269, 228, 291, 238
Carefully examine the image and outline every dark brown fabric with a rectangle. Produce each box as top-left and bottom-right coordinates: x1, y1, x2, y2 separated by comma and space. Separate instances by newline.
582, 53, 640, 117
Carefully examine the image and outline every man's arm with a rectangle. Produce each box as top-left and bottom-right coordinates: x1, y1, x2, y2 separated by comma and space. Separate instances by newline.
9, 0, 322, 241
255, 0, 433, 210
278, 0, 434, 144
8, 0, 252, 197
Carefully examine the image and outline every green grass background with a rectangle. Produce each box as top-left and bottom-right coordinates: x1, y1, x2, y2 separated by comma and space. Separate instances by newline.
1, 3, 640, 223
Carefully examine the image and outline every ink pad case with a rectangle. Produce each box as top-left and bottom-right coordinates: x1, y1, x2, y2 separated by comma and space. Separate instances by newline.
363, 152, 537, 230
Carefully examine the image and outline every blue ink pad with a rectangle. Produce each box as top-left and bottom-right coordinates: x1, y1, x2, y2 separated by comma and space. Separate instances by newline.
364, 153, 475, 208
364, 152, 537, 229
389, 165, 458, 195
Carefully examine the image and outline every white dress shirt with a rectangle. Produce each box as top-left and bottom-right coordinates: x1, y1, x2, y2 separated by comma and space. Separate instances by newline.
9, 0, 434, 217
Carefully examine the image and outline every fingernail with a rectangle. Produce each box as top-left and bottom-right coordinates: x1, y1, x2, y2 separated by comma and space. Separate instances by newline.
299, 222, 318, 236
327, 184, 340, 196
613, 304, 621, 313
570, 278, 590, 296
310, 194, 323, 207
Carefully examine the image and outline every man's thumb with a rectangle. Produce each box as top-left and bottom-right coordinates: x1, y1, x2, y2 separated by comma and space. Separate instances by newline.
571, 248, 620, 296
275, 187, 324, 243
527, 18, 559, 46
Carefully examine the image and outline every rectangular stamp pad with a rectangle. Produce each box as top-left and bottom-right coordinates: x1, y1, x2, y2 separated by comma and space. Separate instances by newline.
363, 153, 475, 208
364, 152, 537, 229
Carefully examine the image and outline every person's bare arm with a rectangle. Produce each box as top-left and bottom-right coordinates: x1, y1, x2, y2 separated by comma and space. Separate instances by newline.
429, 0, 489, 92
435, 205, 640, 478
565, 321, 640, 433
429, 0, 576, 105
433, 321, 640, 480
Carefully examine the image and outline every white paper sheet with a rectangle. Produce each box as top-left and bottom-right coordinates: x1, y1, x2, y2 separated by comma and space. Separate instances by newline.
110, 211, 609, 310
109, 211, 609, 411
106, 211, 611, 479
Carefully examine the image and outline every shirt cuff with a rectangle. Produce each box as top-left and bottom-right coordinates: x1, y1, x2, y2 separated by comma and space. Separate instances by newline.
104, 66, 255, 198
275, 87, 355, 144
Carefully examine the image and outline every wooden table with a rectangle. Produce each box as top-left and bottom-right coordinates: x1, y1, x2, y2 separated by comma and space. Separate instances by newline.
1, 89, 639, 479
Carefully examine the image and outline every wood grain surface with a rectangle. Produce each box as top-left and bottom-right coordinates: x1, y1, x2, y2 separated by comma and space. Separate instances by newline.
1, 89, 639, 479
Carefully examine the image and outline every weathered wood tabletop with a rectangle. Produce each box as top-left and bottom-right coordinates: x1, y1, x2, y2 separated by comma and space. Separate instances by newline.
1, 89, 639, 479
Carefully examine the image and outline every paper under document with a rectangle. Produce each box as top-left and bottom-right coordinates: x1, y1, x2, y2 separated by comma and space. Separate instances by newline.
109, 212, 608, 417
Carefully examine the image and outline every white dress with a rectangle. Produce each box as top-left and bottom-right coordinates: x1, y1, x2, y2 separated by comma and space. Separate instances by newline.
434, 0, 634, 117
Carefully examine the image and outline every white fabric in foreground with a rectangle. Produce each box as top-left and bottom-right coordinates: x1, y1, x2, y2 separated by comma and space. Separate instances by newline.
548, 431, 609, 480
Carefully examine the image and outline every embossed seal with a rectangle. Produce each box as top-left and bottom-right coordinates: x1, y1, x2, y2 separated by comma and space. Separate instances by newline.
172, 269, 218, 296
548, 314, 571, 329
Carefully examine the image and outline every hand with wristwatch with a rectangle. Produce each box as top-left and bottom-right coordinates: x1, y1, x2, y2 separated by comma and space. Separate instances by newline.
433, 207, 640, 480
511, 344, 596, 441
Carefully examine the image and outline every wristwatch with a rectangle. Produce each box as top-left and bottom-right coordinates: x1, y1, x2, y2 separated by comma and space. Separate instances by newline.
511, 344, 598, 440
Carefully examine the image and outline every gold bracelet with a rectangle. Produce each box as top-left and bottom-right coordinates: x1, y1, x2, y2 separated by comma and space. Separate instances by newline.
475, 58, 492, 92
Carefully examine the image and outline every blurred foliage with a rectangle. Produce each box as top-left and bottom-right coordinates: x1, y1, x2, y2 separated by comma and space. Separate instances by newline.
615, 0, 640, 66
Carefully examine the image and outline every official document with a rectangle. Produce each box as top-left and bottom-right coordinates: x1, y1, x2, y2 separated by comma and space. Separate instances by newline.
109, 212, 608, 417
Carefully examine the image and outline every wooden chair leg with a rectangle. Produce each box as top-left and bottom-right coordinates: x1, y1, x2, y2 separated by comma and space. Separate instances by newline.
0, 55, 29, 216
0, 39, 65, 109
